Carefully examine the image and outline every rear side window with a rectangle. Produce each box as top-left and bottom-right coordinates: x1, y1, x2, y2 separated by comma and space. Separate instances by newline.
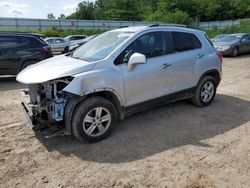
0, 36, 19, 49
172, 32, 202, 52
20, 37, 42, 48
46, 39, 54, 44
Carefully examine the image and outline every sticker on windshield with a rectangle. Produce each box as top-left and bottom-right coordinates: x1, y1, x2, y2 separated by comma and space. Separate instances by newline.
117, 33, 133, 38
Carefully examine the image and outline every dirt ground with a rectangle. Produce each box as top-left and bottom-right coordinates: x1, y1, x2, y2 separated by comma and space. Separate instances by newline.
0, 55, 249, 188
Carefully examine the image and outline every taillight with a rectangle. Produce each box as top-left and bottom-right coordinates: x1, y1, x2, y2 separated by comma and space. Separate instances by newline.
217, 51, 223, 63
43, 46, 51, 53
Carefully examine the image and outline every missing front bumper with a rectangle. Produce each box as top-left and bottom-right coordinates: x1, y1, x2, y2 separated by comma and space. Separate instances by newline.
20, 89, 70, 138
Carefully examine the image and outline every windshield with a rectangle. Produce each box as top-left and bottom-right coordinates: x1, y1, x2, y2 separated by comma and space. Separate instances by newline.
71, 31, 133, 62
215, 35, 226, 39
217, 35, 242, 43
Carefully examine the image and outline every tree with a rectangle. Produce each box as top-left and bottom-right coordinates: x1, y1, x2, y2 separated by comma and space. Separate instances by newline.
47, 13, 55, 19
67, 1, 95, 20
66, 0, 250, 23
58, 14, 66, 19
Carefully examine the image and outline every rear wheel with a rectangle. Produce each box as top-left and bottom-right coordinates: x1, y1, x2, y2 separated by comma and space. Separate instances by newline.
192, 76, 217, 107
72, 97, 117, 142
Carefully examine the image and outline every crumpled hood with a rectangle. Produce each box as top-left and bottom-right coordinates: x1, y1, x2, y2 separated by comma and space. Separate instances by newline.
16, 55, 96, 84
213, 41, 237, 47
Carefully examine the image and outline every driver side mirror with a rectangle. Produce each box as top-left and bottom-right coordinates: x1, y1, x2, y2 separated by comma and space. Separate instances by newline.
241, 38, 247, 42
127, 53, 146, 72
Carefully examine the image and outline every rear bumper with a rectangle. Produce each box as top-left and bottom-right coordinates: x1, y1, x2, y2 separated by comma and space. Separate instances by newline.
217, 48, 233, 56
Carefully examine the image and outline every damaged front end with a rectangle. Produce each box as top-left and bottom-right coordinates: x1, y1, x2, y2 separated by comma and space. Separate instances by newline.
21, 77, 75, 136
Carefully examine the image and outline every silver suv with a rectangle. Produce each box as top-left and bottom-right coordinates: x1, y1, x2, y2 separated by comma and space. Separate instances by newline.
17, 25, 222, 142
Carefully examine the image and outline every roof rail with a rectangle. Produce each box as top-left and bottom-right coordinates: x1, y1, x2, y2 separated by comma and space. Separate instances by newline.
119, 25, 129, 28
0, 31, 44, 36
148, 23, 160, 27
148, 23, 188, 28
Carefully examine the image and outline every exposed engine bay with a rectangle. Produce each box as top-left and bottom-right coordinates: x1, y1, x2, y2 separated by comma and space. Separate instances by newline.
22, 77, 73, 126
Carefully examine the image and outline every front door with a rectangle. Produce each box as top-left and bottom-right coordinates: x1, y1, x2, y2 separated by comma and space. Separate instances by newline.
119, 32, 173, 106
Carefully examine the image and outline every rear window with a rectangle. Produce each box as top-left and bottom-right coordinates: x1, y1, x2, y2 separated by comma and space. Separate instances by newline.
172, 32, 202, 52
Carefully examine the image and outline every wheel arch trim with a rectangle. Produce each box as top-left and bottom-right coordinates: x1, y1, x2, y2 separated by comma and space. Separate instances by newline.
198, 69, 221, 87
64, 88, 124, 135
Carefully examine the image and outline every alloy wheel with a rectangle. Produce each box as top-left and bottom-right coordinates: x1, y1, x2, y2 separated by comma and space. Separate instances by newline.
82, 107, 112, 137
200, 81, 215, 103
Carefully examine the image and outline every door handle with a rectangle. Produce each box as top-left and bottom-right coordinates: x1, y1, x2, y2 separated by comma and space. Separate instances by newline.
161, 63, 172, 69
197, 53, 204, 58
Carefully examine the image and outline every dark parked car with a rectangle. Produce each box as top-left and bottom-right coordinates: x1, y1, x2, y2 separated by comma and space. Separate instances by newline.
0, 32, 53, 75
212, 33, 250, 57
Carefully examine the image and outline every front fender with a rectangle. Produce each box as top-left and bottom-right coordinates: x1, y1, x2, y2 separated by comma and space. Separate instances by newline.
63, 68, 125, 106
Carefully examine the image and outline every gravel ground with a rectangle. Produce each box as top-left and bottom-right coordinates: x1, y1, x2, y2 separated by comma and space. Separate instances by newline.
0, 55, 249, 188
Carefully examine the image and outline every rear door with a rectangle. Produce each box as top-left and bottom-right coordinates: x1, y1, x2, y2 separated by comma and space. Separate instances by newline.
240, 35, 250, 53
164, 31, 204, 93
0, 35, 21, 74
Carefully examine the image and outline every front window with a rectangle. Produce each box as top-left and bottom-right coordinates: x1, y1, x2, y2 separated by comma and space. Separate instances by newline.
114, 32, 174, 65
55, 38, 65, 44
217, 35, 242, 43
71, 31, 133, 62
46, 39, 54, 44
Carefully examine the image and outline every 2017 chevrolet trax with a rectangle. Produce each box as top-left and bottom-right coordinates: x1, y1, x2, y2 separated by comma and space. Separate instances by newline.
17, 25, 222, 142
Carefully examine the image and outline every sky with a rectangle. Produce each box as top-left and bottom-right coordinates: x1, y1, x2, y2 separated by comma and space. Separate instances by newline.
0, 0, 95, 19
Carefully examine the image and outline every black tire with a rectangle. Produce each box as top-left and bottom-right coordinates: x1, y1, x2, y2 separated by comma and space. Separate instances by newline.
231, 47, 239, 57
72, 96, 117, 142
192, 76, 217, 107
63, 46, 69, 54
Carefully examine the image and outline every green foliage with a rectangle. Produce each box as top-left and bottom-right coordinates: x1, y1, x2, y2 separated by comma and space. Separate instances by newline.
37, 27, 106, 37
1, 20, 250, 39
65, 0, 250, 24
147, 10, 193, 25
58, 14, 66, 19
205, 20, 250, 38
67, 1, 95, 20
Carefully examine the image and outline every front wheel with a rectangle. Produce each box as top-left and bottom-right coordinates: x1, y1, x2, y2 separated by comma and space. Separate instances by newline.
231, 47, 238, 57
192, 76, 217, 107
72, 97, 117, 142
63, 46, 69, 54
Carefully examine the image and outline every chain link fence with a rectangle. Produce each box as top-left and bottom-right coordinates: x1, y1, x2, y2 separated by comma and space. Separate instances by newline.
0, 17, 249, 31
